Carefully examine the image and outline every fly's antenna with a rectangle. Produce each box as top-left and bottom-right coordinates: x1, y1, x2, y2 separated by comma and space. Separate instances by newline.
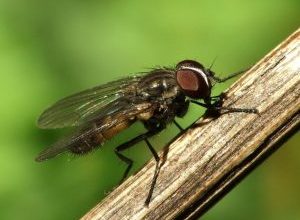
212, 67, 251, 83
208, 56, 218, 70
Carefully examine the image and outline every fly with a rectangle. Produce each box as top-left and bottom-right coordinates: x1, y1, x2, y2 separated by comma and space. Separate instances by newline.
36, 60, 258, 205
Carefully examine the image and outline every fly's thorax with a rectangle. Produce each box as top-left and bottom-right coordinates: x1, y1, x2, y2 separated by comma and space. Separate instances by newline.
138, 80, 181, 105
162, 84, 181, 99
137, 110, 154, 121
137, 69, 179, 99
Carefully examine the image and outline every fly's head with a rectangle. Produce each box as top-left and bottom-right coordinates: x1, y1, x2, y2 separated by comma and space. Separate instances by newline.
175, 60, 212, 100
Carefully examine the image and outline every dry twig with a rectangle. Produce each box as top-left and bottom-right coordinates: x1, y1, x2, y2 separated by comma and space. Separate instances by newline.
82, 28, 300, 220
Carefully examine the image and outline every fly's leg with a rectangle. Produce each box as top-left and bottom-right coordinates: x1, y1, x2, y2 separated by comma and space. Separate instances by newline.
191, 100, 258, 114
144, 120, 187, 206
115, 127, 164, 184
115, 146, 133, 184
210, 93, 226, 103
144, 138, 159, 162
174, 120, 184, 131
144, 138, 160, 206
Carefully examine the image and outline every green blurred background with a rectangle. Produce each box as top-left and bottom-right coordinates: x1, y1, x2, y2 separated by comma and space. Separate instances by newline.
0, 0, 299, 219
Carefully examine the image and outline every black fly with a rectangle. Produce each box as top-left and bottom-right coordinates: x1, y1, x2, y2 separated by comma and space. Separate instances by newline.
36, 60, 258, 205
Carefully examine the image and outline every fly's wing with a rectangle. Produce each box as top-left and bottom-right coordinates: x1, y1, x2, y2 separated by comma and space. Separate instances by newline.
35, 100, 155, 162
37, 74, 144, 129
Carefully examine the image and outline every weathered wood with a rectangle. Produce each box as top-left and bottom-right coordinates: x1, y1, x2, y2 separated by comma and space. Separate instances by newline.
82, 28, 300, 220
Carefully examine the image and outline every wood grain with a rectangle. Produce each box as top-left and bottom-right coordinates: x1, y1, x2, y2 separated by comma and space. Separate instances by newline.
82, 28, 300, 220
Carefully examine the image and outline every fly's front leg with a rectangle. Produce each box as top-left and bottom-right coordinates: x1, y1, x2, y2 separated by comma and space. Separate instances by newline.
191, 99, 258, 114
209, 92, 227, 105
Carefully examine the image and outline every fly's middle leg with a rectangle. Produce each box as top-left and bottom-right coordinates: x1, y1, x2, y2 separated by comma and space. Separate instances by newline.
114, 128, 163, 184
144, 138, 160, 206
173, 120, 184, 131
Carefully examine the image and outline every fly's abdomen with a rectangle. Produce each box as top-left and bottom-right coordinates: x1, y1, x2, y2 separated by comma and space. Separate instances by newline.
69, 119, 135, 155
69, 130, 105, 155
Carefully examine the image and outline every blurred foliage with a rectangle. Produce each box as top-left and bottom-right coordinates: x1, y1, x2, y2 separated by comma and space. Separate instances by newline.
0, 0, 299, 219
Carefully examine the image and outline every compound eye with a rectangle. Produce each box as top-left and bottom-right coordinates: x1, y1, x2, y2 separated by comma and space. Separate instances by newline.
176, 64, 211, 99
176, 69, 199, 96
176, 60, 204, 70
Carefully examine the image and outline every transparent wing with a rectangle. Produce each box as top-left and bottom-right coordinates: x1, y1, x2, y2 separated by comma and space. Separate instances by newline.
37, 74, 144, 129
35, 101, 154, 161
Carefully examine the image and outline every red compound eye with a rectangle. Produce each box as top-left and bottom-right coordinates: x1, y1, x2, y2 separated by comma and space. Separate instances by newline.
176, 60, 211, 99
176, 70, 199, 93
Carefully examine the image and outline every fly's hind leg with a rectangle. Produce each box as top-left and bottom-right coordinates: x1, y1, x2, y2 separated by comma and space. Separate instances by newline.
115, 127, 163, 184
144, 138, 160, 206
